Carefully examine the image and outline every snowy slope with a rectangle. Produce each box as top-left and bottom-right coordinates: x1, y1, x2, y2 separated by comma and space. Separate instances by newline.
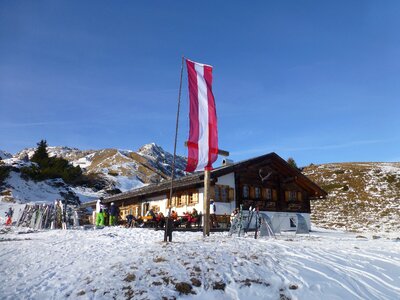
0, 171, 105, 204
0, 227, 399, 300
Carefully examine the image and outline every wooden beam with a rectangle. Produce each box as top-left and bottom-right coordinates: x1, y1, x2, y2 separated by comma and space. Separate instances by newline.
184, 141, 230, 157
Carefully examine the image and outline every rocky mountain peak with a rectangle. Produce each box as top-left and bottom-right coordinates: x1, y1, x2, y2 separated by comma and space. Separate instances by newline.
0, 150, 12, 160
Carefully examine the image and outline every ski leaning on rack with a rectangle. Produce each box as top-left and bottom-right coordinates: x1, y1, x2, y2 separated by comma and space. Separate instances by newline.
244, 206, 255, 234
254, 207, 260, 239
237, 204, 244, 237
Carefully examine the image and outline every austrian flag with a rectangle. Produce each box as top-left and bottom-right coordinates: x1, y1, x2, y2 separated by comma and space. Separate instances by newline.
185, 59, 219, 172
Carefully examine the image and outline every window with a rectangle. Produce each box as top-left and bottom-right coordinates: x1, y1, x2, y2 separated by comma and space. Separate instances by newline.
289, 191, 297, 202
213, 185, 230, 202
176, 194, 185, 207
255, 187, 261, 199
151, 205, 160, 213
221, 186, 228, 201
263, 188, 272, 200
243, 185, 249, 198
214, 186, 220, 201
187, 191, 199, 205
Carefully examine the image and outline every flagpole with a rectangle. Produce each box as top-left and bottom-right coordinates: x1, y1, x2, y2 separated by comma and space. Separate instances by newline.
164, 56, 184, 242
203, 168, 211, 237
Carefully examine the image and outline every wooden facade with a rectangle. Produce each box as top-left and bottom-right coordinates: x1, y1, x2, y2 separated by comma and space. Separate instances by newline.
232, 159, 312, 213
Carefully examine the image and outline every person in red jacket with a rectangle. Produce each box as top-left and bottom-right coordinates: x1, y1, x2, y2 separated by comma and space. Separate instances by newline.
5, 207, 13, 225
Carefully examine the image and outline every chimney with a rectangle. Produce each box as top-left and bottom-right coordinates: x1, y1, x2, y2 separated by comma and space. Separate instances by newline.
222, 159, 234, 166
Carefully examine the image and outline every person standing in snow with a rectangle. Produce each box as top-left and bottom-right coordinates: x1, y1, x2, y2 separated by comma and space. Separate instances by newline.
109, 202, 119, 226
94, 199, 100, 226
230, 208, 239, 224
101, 202, 109, 226
210, 200, 218, 228
5, 207, 13, 225
95, 200, 106, 226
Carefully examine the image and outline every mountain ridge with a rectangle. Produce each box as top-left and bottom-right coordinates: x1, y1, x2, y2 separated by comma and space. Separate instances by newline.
0, 143, 187, 204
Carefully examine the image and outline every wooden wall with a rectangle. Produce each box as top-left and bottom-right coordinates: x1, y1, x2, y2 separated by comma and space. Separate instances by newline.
234, 162, 311, 213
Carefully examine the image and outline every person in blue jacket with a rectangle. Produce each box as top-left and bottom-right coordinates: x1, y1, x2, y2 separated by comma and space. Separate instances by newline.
109, 202, 119, 226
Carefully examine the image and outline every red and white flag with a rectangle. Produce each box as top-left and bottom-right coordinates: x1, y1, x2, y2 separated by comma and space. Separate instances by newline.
185, 59, 218, 172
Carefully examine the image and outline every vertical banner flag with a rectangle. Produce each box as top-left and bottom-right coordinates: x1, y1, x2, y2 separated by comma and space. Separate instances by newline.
185, 59, 218, 172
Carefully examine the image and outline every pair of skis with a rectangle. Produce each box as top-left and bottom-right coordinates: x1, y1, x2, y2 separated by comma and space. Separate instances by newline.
243, 206, 260, 239
237, 205, 260, 239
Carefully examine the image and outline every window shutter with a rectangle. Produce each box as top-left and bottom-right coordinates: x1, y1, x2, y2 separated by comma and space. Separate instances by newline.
250, 186, 255, 199
297, 191, 303, 201
285, 191, 290, 202
193, 192, 199, 204
272, 189, 278, 201
229, 188, 234, 201
210, 186, 216, 200
261, 188, 267, 200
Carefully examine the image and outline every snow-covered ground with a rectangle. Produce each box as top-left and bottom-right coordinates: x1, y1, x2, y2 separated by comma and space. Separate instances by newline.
0, 225, 399, 300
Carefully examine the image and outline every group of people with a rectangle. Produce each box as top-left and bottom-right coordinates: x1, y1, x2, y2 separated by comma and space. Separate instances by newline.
171, 208, 200, 228
124, 208, 201, 229
95, 200, 120, 227
124, 209, 166, 228
94, 199, 223, 229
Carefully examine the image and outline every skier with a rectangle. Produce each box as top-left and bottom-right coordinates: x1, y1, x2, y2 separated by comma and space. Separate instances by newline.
5, 207, 13, 225
109, 202, 119, 226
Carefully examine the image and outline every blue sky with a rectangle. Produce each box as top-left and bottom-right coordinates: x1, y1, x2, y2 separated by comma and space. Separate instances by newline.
1, 1, 399, 167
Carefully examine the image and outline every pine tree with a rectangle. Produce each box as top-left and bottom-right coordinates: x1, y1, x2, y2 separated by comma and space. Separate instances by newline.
31, 140, 49, 168
287, 157, 298, 169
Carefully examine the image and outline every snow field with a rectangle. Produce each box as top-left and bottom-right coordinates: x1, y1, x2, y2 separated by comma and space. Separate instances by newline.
0, 227, 399, 300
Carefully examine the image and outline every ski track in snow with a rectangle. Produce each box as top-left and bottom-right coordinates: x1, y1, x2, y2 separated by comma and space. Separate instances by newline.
0, 228, 399, 300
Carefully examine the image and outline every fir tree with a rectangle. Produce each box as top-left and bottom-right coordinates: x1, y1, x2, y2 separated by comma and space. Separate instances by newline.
287, 157, 298, 169
31, 139, 49, 168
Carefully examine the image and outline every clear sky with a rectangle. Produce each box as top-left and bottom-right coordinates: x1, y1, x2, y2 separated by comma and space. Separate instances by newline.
1, 1, 399, 167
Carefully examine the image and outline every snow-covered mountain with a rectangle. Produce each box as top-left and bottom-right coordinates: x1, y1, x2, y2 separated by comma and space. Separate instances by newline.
0, 143, 187, 204
0, 150, 12, 160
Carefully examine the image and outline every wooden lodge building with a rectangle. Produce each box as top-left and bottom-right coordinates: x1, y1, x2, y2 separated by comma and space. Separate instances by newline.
81, 152, 326, 230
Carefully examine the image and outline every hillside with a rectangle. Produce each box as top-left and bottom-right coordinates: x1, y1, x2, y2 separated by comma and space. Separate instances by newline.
0, 143, 186, 204
303, 162, 400, 233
